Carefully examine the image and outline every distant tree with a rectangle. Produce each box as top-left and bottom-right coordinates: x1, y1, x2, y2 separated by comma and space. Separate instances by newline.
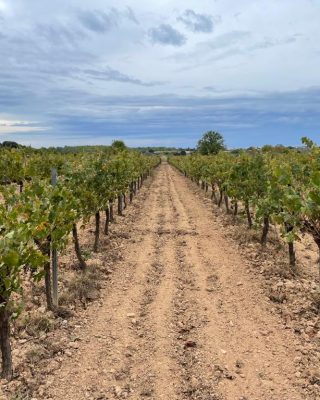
180, 150, 187, 156
111, 140, 127, 151
261, 144, 292, 154
197, 131, 225, 155
1, 141, 19, 148
261, 145, 273, 152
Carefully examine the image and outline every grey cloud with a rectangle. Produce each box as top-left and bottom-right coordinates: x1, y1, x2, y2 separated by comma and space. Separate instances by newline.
83, 67, 164, 87
34, 24, 87, 46
177, 9, 218, 33
166, 30, 251, 68
125, 7, 139, 25
202, 86, 238, 93
46, 88, 320, 120
203, 86, 216, 91
202, 33, 300, 65
206, 48, 242, 63
1, 82, 319, 148
78, 9, 118, 33
248, 35, 299, 51
77, 7, 138, 33
249, 39, 277, 50
0, 13, 5, 39
37, 88, 320, 148
207, 30, 251, 50
148, 24, 186, 46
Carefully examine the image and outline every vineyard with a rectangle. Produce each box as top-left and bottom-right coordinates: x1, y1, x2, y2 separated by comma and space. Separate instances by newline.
0, 145, 159, 381
169, 138, 320, 273
1, 143, 320, 400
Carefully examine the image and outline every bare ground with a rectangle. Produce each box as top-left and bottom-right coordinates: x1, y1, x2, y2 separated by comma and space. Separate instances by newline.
3, 162, 319, 400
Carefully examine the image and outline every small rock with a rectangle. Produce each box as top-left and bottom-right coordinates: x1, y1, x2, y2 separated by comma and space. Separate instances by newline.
114, 386, 122, 397
224, 371, 236, 380
305, 326, 314, 334
68, 342, 79, 349
236, 360, 244, 369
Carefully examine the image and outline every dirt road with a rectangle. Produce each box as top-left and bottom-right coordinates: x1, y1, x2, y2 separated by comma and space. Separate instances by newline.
47, 162, 304, 400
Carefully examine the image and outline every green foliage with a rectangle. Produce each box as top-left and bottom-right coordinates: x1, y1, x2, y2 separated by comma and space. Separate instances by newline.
169, 137, 320, 265
0, 145, 160, 378
0, 141, 20, 149
111, 140, 127, 152
0, 200, 47, 309
197, 131, 225, 155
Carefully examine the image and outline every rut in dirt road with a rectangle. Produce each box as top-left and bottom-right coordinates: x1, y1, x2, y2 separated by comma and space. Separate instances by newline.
47, 162, 305, 400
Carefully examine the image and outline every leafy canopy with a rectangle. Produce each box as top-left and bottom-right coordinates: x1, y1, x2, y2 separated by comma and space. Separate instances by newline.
197, 131, 225, 155
111, 140, 127, 152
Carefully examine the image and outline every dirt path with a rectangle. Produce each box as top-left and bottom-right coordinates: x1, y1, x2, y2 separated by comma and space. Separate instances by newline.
47, 162, 305, 400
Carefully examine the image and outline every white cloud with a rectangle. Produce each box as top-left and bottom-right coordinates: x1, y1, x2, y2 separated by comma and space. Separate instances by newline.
0, 119, 49, 134
0, 0, 319, 146
0, 0, 7, 11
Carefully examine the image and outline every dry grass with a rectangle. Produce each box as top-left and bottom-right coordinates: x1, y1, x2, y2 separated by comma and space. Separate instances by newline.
24, 313, 55, 336
59, 267, 102, 307
9, 390, 31, 400
268, 288, 287, 304
25, 345, 50, 364
13, 311, 55, 336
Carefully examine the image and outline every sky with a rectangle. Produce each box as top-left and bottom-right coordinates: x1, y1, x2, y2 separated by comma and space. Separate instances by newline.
0, 0, 319, 148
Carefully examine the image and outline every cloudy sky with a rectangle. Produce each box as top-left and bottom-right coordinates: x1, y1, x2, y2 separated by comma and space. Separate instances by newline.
0, 0, 319, 148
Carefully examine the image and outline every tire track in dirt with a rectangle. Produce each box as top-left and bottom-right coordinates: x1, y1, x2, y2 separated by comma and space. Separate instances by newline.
165, 168, 222, 400
168, 164, 304, 400
125, 165, 180, 399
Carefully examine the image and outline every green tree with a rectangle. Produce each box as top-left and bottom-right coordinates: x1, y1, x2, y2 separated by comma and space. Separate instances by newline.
197, 131, 225, 155
1, 141, 20, 149
111, 140, 127, 152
